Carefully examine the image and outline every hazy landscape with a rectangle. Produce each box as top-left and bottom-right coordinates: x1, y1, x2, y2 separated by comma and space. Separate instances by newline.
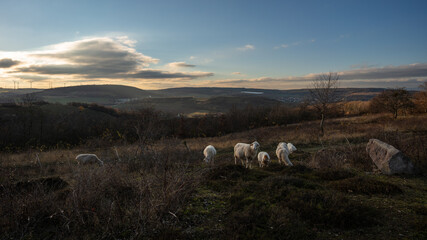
0, 85, 386, 115
0, 83, 426, 239
1, 1, 427, 239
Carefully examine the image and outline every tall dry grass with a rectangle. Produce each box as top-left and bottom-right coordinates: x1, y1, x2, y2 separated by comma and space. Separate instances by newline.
0, 141, 207, 239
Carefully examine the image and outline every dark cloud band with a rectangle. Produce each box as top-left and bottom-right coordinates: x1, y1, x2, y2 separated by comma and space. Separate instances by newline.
7, 37, 213, 81
0, 58, 20, 68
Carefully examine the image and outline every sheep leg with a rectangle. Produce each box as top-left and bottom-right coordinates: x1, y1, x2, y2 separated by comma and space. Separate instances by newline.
285, 155, 293, 166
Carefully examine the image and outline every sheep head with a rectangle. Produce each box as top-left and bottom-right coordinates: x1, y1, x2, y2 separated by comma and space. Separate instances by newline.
287, 143, 297, 153
263, 155, 270, 164
251, 141, 260, 151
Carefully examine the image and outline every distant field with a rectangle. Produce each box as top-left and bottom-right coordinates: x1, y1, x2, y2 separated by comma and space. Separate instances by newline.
118, 95, 284, 115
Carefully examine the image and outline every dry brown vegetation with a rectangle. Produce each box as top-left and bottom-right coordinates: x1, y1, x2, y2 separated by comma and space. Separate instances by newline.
0, 113, 426, 239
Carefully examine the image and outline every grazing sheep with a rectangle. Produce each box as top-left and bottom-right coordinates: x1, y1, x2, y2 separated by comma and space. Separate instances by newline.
203, 145, 217, 164
257, 151, 271, 167
276, 142, 297, 166
75, 154, 104, 166
234, 141, 260, 168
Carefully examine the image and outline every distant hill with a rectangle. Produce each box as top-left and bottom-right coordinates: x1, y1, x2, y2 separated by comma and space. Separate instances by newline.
0, 85, 391, 114
0, 88, 43, 103
32, 85, 160, 105
154, 87, 248, 98
154, 87, 386, 103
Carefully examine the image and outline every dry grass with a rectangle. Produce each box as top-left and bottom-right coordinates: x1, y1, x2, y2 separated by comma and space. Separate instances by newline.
1, 113, 426, 238
0, 142, 205, 239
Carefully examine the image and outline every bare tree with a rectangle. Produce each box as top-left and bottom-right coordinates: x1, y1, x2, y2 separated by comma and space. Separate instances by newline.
19, 93, 40, 107
370, 88, 414, 118
309, 72, 340, 136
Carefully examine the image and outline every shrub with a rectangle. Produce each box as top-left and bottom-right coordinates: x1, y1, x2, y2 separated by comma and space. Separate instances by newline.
309, 145, 373, 171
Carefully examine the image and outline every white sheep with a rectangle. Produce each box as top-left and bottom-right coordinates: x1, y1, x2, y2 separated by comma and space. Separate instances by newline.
276, 142, 297, 166
257, 151, 271, 168
234, 141, 260, 168
75, 154, 104, 166
203, 145, 217, 164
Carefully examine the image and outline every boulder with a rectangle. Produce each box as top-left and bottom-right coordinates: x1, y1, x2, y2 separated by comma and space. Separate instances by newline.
366, 139, 415, 175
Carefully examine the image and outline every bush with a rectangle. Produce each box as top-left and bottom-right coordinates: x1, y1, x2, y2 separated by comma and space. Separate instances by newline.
309, 145, 373, 171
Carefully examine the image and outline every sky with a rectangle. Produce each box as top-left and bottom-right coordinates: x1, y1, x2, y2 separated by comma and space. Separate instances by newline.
0, 0, 426, 90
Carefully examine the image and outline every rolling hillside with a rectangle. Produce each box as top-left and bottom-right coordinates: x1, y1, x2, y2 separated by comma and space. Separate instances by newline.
1, 85, 390, 114
154, 87, 386, 102
118, 95, 283, 115
31, 85, 159, 105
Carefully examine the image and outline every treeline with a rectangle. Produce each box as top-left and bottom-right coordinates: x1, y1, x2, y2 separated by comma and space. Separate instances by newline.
1, 85, 426, 152
0, 102, 131, 151
0, 101, 319, 151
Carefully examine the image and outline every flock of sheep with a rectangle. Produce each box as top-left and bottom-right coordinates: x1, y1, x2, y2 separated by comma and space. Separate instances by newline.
204, 141, 297, 168
75, 141, 297, 168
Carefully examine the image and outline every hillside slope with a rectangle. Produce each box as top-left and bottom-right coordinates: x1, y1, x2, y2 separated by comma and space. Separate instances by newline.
118, 95, 283, 115
33, 85, 159, 105
2, 85, 389, 112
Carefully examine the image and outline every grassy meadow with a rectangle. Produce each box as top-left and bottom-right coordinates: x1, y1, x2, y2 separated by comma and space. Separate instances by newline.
0, 113, 426, 239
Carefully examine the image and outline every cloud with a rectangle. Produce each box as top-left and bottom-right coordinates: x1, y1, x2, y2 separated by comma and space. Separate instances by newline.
274, 39, 315, 49
166, 61, 196, 68
201, 63, 427, 89
127, 69, 213, 80
274, 42, 299, 49
232, 72, 242, 75
237, 44, 255, 51
275, 44, 289, 49
1, 36, 213, 86
0, 58, 20, 68
338, 63, 427, 80
17, 74, 50, 82
115, 36, 137, 47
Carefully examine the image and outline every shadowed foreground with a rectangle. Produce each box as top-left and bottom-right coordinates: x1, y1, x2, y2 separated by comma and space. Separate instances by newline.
0, 114, 426, 239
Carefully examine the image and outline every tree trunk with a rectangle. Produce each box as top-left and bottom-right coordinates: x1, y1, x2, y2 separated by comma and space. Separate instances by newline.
319, 113, 325, 137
